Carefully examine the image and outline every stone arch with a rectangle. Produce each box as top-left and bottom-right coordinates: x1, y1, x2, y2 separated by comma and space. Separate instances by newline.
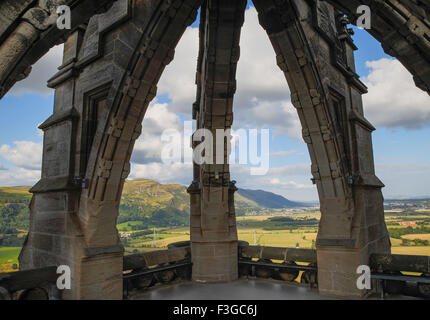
19, 0, 202, 299
325, 0, 430, 94
251, 0, 391, 296
0, 0, 116, 99
1, 1, 428, 100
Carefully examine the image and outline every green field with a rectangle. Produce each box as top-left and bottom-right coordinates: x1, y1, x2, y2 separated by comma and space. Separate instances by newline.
118, 220, 147, 231
0, 247, 20, 264
2, 210, 430, 273
0, 247, 20, 272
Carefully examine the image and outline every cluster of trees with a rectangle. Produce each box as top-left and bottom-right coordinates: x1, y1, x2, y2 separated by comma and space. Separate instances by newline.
401, 238, 430, 246
237, 216, 319, 230
118, 204, 189, 228
388, 225, 430, 239
0, 203, 30, 235
0, 234, 25, 247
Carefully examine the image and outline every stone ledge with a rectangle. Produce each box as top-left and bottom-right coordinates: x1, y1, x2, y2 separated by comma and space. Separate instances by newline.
47, 63, 80, 88
30, 176, 80, 194
38, 108, 80, 131
84, 245, 124, 258
316, 239, 356, 247
358, 174, 385, 188
349, 109, 376, 132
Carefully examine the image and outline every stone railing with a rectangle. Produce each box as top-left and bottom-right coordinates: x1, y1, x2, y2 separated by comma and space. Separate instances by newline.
238, 243, 318, 287
123, 243, 192, 298
2, 242, 429, 299
370, 253, 430, 298
0, 266, 59, 300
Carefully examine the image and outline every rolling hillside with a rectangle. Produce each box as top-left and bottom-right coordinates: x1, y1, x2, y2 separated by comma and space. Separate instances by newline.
119, 179, 190, 228
0, 187, 31, 234
0, 179, 304, 234
237, 189, 305, 209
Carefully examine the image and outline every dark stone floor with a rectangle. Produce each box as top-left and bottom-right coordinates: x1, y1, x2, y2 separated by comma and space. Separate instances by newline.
130, 279, 334, 300
129, 279, 423, 300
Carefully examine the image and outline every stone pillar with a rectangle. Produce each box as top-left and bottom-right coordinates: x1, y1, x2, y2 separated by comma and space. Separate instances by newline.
20, 0, 203, 299
19, 29, 124, 300
189, 0, 246, 283
19, 30, 84, 298
315, 11, 391, 298
253, 0, 391, 297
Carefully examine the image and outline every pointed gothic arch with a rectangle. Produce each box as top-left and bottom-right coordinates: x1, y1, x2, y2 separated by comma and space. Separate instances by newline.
251, 0, 390, 296
19, 0, 202, 299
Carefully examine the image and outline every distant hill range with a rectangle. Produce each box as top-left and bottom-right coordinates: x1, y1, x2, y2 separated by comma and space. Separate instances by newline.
236, 189, 305, 209
0, 179, 307, 232
120, 179, 306, 222
385, 197, 430, 202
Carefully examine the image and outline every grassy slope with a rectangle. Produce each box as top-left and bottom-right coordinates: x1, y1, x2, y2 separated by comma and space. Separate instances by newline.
0, 247, 20, 264
1, 182, 430, 267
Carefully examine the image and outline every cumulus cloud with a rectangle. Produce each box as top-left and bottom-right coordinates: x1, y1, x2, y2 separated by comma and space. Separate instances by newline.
131, 101, 187, 164
159, 8, 430, 135
130, 8, 312, 198
130, 162, 193, 186
9, 45, 64, 96
0, 141, 42, 170
0, 167, 40, 187
271, 150, 298, 157
362, 58, 430, 129
269, 178, 313, 190
158, 7, 302, 140
158, 27, 199, 114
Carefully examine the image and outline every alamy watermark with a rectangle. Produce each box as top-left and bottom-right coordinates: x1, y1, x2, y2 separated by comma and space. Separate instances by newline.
56, 265, 71, 290
356, 5, 371, 30
55, 4, 372, 31
56, 5, 71, 30
161, 121, 270, 176
356, 265, 372, 290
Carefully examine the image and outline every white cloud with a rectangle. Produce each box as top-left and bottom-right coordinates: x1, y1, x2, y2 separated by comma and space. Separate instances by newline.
243, 99, 301, 139
0, 163, 6, 170
158, 27, 199, 114
270, 178, 314, 190
0, 141, 42, 170
157, 7, 302, 140
270, 150, 298, 157
362, 58, 430, 129
0, 167, 40, 187
9, 45, 64, 96
132, 101, 186, 164
159, 9, 430, 135
130, 162, 192, 186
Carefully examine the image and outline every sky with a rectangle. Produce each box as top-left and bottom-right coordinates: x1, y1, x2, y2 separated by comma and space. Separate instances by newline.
0, 5, 429, 202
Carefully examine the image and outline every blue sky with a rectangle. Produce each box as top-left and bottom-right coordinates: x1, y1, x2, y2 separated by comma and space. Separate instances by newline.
0, 4, 429, 202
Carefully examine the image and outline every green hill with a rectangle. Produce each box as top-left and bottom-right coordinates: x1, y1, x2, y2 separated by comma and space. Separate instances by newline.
0, 179, 304, 235
119, 179, 190, 228
237, 189, 305, 209
0, 187, 31, 234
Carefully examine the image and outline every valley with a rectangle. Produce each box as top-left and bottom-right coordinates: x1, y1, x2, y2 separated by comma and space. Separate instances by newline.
1, 179, 430, 272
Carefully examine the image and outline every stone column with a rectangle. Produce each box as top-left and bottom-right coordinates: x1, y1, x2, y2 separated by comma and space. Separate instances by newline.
18, 30, 98, 299
189, 0, 246, 282
253, 0, 391, 297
